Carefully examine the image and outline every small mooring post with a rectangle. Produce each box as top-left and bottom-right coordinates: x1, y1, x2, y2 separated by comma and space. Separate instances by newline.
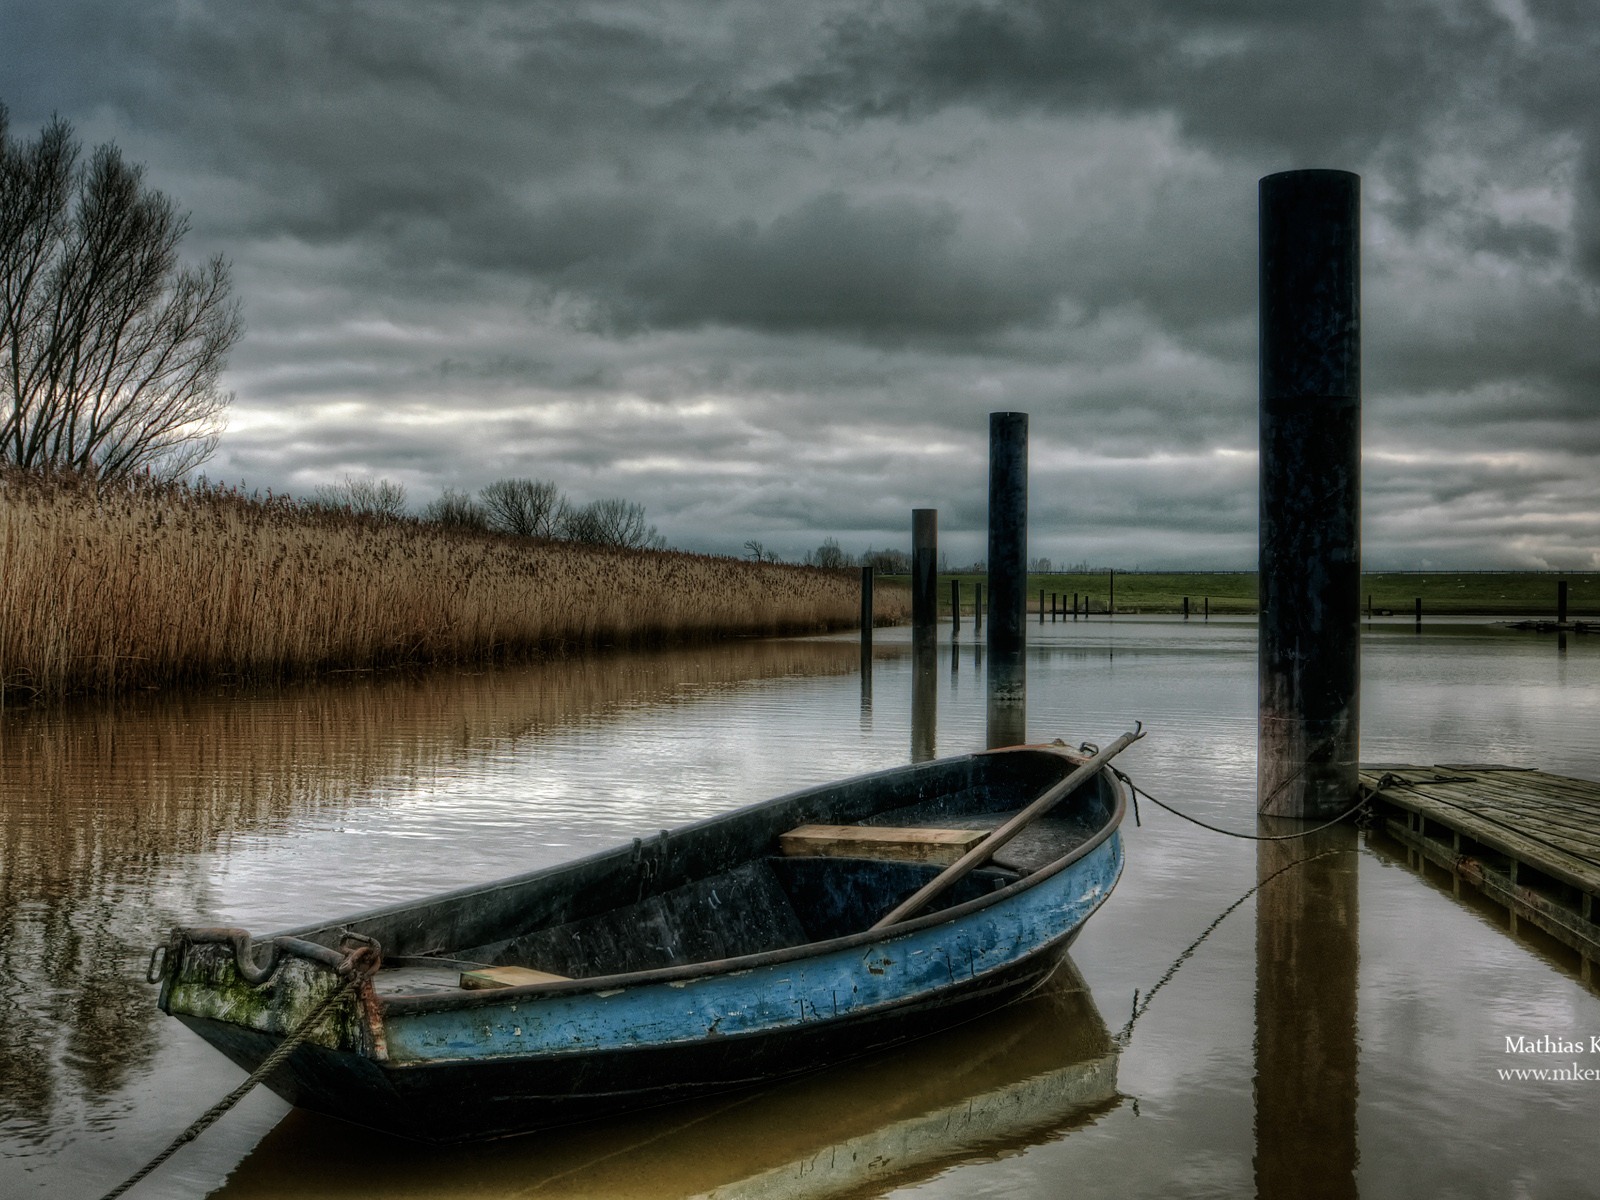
1414, 597, 1422, 630
1039, 588, 1045, 626
951, 579, 961, 634
1183, 596, 1190, 620
1258, 168, 1362, 820
1559, 579, 1569, 625
1073, 592, 1079, 620
987, 412, 1028, 748
974, 583, 983, 634
912, 509, 938, 650
1108, 570, 1115, 618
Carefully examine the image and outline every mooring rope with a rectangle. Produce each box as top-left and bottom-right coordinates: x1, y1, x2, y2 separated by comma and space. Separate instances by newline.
99, 949, 376, 1200
1114, 767, 1371, 842
1113, 846, 1349, 1047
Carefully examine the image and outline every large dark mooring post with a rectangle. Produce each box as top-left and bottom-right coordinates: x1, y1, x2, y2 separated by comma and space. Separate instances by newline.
987, 412, 1028, 748
912, 509, 938, 650
1258, 169, 1362, 819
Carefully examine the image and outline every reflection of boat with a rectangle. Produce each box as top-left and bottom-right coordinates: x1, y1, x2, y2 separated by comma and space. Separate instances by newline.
155, 743, 1126, 1142
216, 961, 1119, 1200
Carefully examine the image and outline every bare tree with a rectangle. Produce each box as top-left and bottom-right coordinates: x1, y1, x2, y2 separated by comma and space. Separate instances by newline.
0, 109, 242, 479
423, 487, 489, 530
743, 538, 766, 561
311, 476, 408, 519
559, 497, 664, 549
479, 478, 561, 537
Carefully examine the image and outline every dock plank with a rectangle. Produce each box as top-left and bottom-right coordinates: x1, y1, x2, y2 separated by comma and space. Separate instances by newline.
1360, 764, 1600, 959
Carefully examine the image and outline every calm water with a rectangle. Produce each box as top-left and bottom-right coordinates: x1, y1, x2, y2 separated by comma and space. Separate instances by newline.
2, 618, 1597, 1198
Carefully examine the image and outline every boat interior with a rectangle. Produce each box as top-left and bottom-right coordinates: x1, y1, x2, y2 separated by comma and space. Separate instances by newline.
365, 760, 1115, 1000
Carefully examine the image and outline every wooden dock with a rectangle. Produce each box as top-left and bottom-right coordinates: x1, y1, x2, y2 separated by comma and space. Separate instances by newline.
1360, 764, 1600, 963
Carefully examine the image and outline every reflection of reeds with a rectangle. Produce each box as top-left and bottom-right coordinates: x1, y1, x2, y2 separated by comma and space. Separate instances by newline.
0, 638, 867, 1141
0, 472, 909, 699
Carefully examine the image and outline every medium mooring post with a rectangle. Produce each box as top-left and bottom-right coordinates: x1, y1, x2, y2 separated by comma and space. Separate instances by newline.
1258, 168, 1361, 820
987, 412, 1028, 748
1559, 579, 1569, 624
860, 566, 873, 650
912, 509, 937, 651
952, 579, 961, 633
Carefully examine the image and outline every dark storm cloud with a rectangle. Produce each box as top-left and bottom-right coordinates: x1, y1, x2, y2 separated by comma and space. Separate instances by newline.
4, 0, 1595, 567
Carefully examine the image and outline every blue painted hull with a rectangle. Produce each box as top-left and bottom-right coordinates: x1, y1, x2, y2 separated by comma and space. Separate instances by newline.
160, 745, 1126, 1142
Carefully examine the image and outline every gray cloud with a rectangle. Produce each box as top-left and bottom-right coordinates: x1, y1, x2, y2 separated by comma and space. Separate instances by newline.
3, 0, 1595, 568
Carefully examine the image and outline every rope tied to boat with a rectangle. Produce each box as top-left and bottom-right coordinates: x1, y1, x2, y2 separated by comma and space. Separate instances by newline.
99, 936, 381, 1200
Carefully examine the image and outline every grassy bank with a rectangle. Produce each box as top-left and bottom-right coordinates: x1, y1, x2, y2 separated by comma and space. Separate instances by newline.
0, 472, 907, 701
907, 571, 1594, 618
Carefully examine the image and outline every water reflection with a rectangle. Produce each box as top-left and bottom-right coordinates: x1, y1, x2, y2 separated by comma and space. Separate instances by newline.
910, 642, 938, 762
986, 652, 1026, 749
216, 960, 1116, 1200
1254, 825, 1360, 1199
0, 640, 863, 1160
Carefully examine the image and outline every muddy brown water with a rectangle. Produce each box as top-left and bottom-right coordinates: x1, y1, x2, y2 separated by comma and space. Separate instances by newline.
2, 618, 1597, 1198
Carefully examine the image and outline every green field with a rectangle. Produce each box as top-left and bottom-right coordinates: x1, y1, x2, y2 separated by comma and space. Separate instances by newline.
885, 572, 1595, 618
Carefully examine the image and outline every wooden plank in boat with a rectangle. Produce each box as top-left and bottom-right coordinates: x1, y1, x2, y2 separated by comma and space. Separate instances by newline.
459, 965, 570, 990
779, 825, 990, 866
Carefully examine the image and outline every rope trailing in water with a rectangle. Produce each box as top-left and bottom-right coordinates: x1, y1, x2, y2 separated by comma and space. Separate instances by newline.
1114, 847, 1349, 1047
1114, 767, 1371, 842
99, 949, 376, 1200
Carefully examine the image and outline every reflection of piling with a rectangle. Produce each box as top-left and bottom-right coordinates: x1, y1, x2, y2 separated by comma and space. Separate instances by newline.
1258, 168, 1362, 820
912, 641, 937, 763
987, 413, 1028, 659
912, 509, 937, 651
986, 652, 1025, 750
1559, 579, 1569, 625
1254, 826, 1359, 1199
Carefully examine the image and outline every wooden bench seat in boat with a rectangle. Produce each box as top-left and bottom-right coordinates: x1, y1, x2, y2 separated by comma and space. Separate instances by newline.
778, 824, 991, 866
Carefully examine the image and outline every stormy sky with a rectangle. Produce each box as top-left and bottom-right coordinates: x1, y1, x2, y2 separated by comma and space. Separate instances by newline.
5, 0, 1597, 567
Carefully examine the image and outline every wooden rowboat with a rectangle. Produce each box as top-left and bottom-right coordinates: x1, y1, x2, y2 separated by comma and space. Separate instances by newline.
153, 739, 1130, 1143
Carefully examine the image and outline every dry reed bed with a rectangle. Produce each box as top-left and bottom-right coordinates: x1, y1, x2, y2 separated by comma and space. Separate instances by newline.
0, 474, 908, 699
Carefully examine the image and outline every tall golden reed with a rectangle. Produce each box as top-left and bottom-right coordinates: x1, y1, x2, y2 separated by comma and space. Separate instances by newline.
0, 472, 908, 699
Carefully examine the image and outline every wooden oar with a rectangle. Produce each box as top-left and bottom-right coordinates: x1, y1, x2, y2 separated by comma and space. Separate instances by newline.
870, 724, 1145, 930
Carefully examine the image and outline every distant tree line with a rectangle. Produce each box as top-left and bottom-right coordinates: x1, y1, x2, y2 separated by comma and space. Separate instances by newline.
310, 475, 665, 550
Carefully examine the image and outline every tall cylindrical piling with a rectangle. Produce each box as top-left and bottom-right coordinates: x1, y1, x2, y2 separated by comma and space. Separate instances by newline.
987, 413, 1028, 747
912, 509, 938, 650
860, 565, 873, 700
987, 413, 1028, 659
1258, 168, 1362, 820
1559, 579, 1569, 625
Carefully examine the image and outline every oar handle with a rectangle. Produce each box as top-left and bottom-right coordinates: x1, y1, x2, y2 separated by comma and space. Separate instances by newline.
870, 724, 1144, 930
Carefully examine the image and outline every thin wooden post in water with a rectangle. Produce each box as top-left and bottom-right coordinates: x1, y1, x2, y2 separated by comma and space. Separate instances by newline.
974, 583, 983, 634
912, 509, 937, 651
1039, 588, 1045, 625
1073, 592, 1079, 620
1205, 596, 1210, 620
1109, 570, 1115, 618
1414, 597, 1422, 630
1258, 168, 1362, 820
952, 579, 961, 633
1183, 596, 1190, 619
1559, 579, 1569, 625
